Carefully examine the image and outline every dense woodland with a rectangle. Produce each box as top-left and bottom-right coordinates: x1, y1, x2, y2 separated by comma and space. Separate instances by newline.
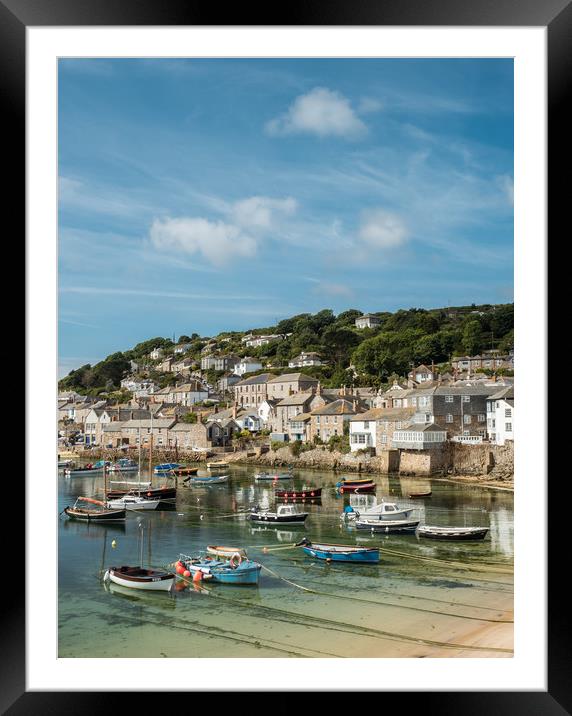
59, 303, 514, 395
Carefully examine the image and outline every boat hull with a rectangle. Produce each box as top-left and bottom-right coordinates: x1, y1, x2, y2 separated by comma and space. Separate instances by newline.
418, 526, 489, 541
105, 567, 175, 591
188, 475, 229, 484
301, 543, 379, 563
64, 506, 126, 522
106, 487, 177, 500
180, 558, 261, 585
247, 513, 308, 525
206, 545, 248, 559
254, 473, 293, 481
337, 483, 376, 494
355, 518, 420, 534
107, 497, 161, 510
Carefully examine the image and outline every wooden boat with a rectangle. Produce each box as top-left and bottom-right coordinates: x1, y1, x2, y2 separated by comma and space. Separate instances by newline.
106, 485, 177, 500
275, 487, 322, 500
177, 554, 261, 585
172, 465, 199, 477
106, 494, 161, 510
248, 503, 308, 525
58, 458, 75, 468
153, 463, 181, 474
104, 565, 175, 591
254, 471, 293, 481
355, 518, 420, 534
417, 525, 489, 541
297, 538, 380, 563
206, 545, 248, 559
207, 460, 229, 470
187, 474, 229, 485
336, 478, 376, 494
64, 460, 111, 477
408, 491, 432, 498
343, 500, 416, 522
63, 497, 126, 522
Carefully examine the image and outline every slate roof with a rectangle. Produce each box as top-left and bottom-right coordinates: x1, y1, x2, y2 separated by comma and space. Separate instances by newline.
267, 372, 319, 384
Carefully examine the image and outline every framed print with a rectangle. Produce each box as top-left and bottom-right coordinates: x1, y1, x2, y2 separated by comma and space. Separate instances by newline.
7, 0, 568, 711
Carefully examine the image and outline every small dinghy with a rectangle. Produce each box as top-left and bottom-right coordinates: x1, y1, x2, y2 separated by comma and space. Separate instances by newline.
177, 553, 262, 585
206, 460, 229, 470
104, 566, 175, 591
64, 497, 126, 522
275, 487, 322, 500
206, 545, 248, 559
172, 465, 199, 477
248, 503, 308, 525
336, 478, 376, 494
355, 518, 420, 534
254, 470, 293, 481
297, 537, 380, 563
417, 525, 489, 541
186, 474, 229, 485
408, 491, 432, 499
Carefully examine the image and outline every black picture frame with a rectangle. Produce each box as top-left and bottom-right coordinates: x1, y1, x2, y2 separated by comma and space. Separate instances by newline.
9, 0, 568, 712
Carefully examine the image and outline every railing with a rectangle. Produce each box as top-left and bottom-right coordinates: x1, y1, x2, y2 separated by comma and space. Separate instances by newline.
451, 435, 483, 444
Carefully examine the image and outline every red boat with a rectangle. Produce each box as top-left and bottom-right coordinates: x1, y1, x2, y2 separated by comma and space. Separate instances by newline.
336, 478, 376, 494
275, 487, 322, 500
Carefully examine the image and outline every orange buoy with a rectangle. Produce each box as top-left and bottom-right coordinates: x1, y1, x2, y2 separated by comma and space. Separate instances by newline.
183, 570, 190, 578
192, 570, 203, 582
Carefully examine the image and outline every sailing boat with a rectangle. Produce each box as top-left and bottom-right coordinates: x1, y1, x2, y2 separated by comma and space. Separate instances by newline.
104, 523, 175, 591
63, 461, 126, 522
106, 429, 161, 510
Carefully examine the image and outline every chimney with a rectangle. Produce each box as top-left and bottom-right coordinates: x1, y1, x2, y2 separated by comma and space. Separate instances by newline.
352, 399, 357, 411
316, 381, 322, 396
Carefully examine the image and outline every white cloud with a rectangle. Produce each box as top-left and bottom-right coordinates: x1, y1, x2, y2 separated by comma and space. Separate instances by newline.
358, 97, 383, 115
496, 174, 514, 205
149, 217, 256, 266
358, 209, 409, 250
232, 196, 297, 229
265, 87, 367, 140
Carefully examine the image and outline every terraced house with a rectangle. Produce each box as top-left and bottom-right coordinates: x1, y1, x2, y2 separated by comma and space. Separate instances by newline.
266, 372, 319, 400
234, 372, 274, 408
310, 398, 367, 442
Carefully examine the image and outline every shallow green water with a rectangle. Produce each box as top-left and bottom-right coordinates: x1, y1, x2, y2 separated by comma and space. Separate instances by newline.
58, 464, 514, 658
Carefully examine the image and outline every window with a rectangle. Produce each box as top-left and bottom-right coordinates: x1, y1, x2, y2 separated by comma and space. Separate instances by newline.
364, 421, 369, 428
358, 434, 366, 444
462, 395, 471, 403
445, 395, 453, 403
446, 414, 453, 423
463, 414, 472, 424
505, 408, 512, 418
505, 423, 512, 432
425, 414, 431, 423
478, 414, 486, 422
381, 435, 387, 445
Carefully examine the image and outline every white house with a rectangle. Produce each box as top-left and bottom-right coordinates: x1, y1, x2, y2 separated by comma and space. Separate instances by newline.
349, 408, 379, 452
355, 313, 381, 329
235, 357, 263, 376
149, 347, 164, 360
486, 386, 514, 445
288, 352, 323, 368
173, 343, 192, 354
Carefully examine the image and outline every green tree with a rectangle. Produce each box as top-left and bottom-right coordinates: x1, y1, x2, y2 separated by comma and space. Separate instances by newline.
462, 320, 484, 355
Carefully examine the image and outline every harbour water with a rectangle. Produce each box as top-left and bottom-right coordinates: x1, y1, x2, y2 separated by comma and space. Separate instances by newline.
58, 463, 514, 658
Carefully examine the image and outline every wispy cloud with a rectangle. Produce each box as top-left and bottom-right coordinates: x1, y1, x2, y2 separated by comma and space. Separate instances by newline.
59, 286, 265, 301
265, 87, 367, 140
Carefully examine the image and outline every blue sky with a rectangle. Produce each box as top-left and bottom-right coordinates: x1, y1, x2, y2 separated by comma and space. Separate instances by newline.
58, 58, 514, 377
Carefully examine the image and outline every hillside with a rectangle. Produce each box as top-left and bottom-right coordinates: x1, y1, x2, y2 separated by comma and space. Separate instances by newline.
59, 303, 514, 394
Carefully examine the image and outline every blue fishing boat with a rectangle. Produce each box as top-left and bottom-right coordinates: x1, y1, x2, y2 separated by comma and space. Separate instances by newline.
64, 459, 111, 477
296, 537, 380, 563
153, 463, 181, 475
177, 553, 262, 585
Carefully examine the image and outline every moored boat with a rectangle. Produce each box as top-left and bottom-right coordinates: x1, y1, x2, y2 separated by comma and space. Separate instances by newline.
417, 525, 489, 541
177, 553, 262, 585
108, 458, 139, 473
153, 463, 181, 475
297, 537, 380, 563
355, 518, 420, 534
106, 485, 177, 500
106, 494, 161, 511
63, 497, 126, 522
342, 500, 416, 522
206, 545, 248, 559
187, 474, 229, 485
336, 478, 376, 494
408, 491, 432, 498
104, 565, 175, 591
206, 460, 229, 470
64, 460, 111, 477
254, 470, 293, 481
248, 503, 308, 525
58, 459, 75, 468
172, 465, 199, 477
275, 487, 322, 500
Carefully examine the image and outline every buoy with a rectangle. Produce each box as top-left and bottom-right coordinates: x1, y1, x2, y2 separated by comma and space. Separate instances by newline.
183, 570, 190, 578
262, 547, 268, 554
200, 514, 204, 520
192, 570, 203, 582
111, 540, 117, 548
